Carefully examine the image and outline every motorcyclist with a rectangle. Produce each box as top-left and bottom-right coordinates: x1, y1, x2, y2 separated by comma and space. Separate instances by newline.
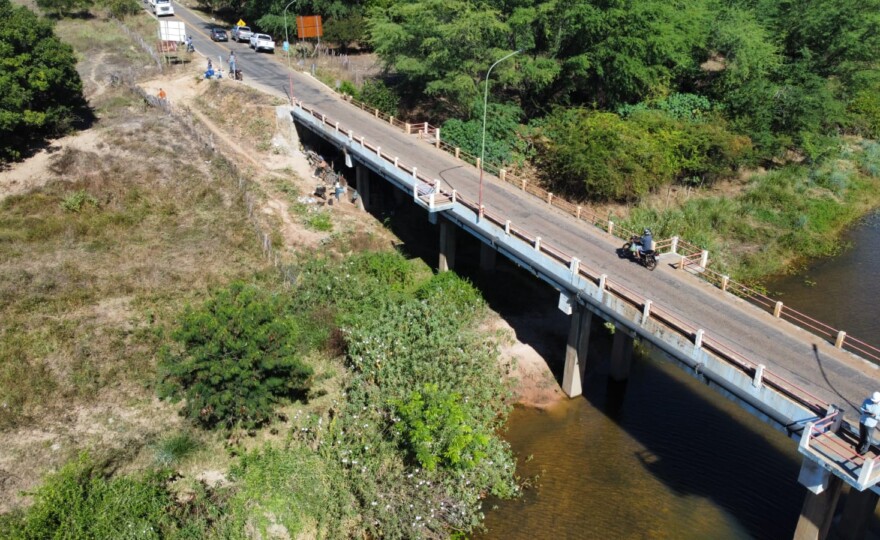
634, 228, 653, 256
185, 35, 194, 52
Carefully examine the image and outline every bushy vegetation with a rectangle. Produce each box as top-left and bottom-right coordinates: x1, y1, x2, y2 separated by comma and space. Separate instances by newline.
619, 143, 880, 279
158, 281, 314, 430
0, 0, 89, 161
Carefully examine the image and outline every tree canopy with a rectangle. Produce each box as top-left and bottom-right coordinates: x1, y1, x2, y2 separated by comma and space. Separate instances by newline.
0, 0, 88, 161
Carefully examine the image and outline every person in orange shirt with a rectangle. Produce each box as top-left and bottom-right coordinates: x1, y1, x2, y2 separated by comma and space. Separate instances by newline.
158, 88, 167, 101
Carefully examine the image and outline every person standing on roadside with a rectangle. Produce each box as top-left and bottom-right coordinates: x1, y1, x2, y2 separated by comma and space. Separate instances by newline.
228, 51, 236, 78
858, 391, 880, 454
157, 88, 167, 102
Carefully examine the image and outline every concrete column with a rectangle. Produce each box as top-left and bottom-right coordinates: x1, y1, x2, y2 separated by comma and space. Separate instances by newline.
794, 459, 844, 540
439, 218, 456, 272
836, 487, 879, 540
562, 309, 593, 398
610, 330, 634, 382
479, 242, 497, 272
355, 165, 370, 210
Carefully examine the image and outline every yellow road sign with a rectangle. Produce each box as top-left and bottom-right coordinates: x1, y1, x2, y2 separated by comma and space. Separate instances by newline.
236, 19, 246, 26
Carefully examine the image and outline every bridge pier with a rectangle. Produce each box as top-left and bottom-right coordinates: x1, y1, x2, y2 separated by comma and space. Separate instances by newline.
479, 243, 497, 272
837, 487, 879, 540
439, 218, 457, 272
610, 329, 634, 382
356, 165, 370, 210
793, 458, 844, 540
562, 308, 592, 398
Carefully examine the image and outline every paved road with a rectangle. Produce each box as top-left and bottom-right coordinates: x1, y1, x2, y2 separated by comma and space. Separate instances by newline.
164, 3, 878, 421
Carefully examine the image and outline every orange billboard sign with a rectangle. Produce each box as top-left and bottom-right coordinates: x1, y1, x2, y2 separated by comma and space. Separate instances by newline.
296, 15, 323, 39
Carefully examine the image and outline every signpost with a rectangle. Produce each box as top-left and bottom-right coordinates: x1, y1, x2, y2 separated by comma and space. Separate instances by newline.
157, 20, 186, 64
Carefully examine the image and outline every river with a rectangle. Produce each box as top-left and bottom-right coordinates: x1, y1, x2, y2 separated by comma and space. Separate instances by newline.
469, 211, 880, 539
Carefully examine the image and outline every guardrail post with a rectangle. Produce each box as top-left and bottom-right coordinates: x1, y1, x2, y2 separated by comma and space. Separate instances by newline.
547, 193, 553, 205
451, 190, 457, 203
455, 147, 460, 159
479, 205, 485, 219
435, 127, 440, 148
405, 122, 410, 134
476, 157, 481, 170
752, 364, 765, 388
335, 121, 339, 132
504, 220, 511, 235
607, 221, 614, 235
376, 146, 381, 157
569, 257, 580, 277
679, 255, 686, 270
348, 130, 353, 141
700, 250, 709, 269
389, 116, 394, 125
671, 236, 679, 255
359, 137, 364, 147
598, 274, 607, 301
428, 193, 435, 210
412, 167, 417, 178
641, 300, 652, 325
500, 169, 506, 181
721, 275, 730, 291
521, 179, 527, 191
534, 237, 541, 251
773, 301, 783, 318
412, 183, 417, 200
576, 206, 582, 219
374, 108, 379, 117
835, 331, 846, 348
694, 329, 704, 349
321, 114, 326, 124
394, 157, 399, 167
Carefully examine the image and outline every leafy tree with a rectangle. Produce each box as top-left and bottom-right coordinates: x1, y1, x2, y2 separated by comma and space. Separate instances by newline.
98, 0, 140, 19
0, 0, 89, 162
323, 14, 366, 49
158, 281, 313, 430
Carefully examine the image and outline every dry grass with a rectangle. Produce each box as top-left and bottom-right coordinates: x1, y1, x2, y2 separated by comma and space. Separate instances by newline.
0, 45, 271, 510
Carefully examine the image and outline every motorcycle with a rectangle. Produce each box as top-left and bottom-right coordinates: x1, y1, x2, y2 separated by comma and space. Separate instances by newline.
621, 235, 658, 271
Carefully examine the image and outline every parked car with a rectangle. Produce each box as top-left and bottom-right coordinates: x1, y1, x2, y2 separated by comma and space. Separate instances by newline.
249, 33, 275, 53
210, 28, 228, 41
231, 25, 252, 43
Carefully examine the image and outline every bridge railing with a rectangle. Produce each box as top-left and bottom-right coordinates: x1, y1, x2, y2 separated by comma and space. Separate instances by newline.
293, 99, 867, 420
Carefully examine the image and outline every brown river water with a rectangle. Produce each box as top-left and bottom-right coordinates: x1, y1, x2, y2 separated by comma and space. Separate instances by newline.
471, 210, 880, 539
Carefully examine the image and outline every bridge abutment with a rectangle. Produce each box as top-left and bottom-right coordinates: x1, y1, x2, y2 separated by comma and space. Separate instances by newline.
610, 329, 634, 382
562, 308, 592, 398
439, 218, 457, 272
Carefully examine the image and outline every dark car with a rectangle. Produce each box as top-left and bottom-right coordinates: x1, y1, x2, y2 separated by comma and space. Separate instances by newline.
210, 28, 228, 42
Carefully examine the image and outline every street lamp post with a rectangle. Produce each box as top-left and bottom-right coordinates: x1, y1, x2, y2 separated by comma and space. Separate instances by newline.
283, 0, 297, 103
478, 49, 521, 219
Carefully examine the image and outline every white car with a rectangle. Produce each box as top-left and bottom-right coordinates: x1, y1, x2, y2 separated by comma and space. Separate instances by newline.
249, 33, 275, 53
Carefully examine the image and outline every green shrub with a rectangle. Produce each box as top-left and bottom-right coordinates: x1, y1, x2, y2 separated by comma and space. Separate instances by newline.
153, 432, 200, 466
359, 80, 399, 117
338, 80, 359, 98
392, 383, 490, 471
158, 281, 313, 430
305, 211, 333, 231
60, 189, 98, 213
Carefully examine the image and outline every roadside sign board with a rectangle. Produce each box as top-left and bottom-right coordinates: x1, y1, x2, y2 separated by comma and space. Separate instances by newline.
296, 15, 323, 39
159, 20, 186, 42
236, 19, 246, 26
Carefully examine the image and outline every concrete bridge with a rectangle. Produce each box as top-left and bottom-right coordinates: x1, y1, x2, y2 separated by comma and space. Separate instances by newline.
170, 6, 880, 536
290, 99, 879, 539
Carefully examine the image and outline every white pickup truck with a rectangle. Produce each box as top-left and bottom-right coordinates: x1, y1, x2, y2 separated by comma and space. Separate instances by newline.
150, 0, 174, 16
249, 33, 275, 53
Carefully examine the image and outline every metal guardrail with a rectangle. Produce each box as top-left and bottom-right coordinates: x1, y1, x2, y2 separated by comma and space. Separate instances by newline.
295, 99, 841, 420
